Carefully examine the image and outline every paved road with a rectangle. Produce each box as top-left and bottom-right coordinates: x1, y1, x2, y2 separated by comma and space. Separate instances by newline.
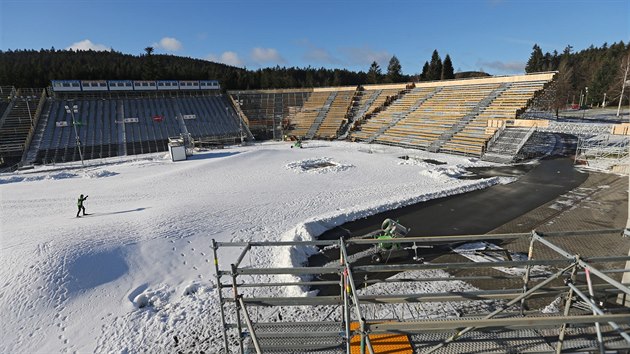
319, 157, 587, 240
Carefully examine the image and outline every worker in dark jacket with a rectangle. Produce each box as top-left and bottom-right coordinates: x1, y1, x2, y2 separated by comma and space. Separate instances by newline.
77, 194, 88, 217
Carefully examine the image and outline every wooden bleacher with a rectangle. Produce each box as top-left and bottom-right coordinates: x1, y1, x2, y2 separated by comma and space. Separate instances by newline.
315, 88, 355, 139
231, 73, 555, 158
440, 80, 548, 156
376, 84, 499, 149
288, 91, 332, 137
352, 87, 434, 142
355, 73, 555, 156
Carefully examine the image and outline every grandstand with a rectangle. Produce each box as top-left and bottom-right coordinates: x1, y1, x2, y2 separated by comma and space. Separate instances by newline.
230, 84, 412, 141
230, 73, 556, 158
350, 84, 408, 121
0, 73, 584, 170
0, 80, 247, 170
355, 73, 556, 156
0, 87, 45, 169
313, 87, 355, 139
288, 90, 334, 138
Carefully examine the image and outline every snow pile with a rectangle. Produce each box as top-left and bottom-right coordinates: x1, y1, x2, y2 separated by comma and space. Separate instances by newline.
285, 157, 354, 174
418, 164, 467, 179
0, 171, 79, 184
82, 169, 119, 178
398, 155, 466, 178
0, 141, 508, 353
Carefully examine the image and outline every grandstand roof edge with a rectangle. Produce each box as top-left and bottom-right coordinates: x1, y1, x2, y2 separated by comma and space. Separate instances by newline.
313, 85, 357, 92
362, 83, 411, 90
414, 72, 557, 88
228, 88, 315, 94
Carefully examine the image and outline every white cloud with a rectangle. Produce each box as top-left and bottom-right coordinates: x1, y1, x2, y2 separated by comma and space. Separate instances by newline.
251, 47, 285, 64
299, 39, 340, 64
153, 37, 183, 52
339, 46, 390, 68
66, 39, 110, 52
206, 51, 244, 67
477, 60, 525, 74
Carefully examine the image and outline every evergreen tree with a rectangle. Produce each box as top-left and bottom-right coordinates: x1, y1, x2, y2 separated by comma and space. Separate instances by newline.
142, 46, 158, 80
386, 56, 402, 83
420, 61, 429, 81
367, 61, 381, 84
551, 50, 560, 70
427, 50, 442, 80
525, 44, 544, 73
591, 56, 616, 106
441, 54, 454, 80
551, 59, 574, 116
542, 52, 552, 71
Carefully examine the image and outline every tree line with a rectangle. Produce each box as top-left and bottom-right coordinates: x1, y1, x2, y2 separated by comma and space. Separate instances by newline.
525, 41, 630, 110
0, 47, 464, 91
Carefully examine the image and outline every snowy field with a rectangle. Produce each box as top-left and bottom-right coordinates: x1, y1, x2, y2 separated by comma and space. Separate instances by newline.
0, 141, 514, 353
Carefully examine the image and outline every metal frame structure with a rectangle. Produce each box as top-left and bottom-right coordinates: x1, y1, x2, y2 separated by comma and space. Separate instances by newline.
227, 90, 312, 139
213, 229, 630, 353
574, 134, 630, 172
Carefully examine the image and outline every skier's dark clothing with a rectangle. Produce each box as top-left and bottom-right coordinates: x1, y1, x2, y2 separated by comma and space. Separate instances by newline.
77, 194, 88, 217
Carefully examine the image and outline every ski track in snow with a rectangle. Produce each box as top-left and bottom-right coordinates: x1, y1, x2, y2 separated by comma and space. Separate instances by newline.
0, 141, 508, 353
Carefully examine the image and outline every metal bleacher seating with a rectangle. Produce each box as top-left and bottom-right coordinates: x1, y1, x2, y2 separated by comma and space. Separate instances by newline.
0, 88, 47, 168
32, 94, 242, 164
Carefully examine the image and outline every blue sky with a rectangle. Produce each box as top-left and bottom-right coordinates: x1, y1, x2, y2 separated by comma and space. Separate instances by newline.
1, 0, 628, 75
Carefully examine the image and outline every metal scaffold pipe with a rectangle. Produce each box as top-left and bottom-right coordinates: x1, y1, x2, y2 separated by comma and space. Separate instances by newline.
423, 262, 578, 354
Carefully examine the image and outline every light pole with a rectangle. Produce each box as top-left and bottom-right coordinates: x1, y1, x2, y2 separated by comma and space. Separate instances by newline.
237, 94, 244, 144
582, 87, 589, 119
585, 87, 589, 107
65, 104, 84, 166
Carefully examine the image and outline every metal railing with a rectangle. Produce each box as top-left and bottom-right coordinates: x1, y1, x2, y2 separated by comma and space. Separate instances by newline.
212, 228, 630, 354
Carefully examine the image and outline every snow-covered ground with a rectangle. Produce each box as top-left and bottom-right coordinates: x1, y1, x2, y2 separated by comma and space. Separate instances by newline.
0, 141, 513, 353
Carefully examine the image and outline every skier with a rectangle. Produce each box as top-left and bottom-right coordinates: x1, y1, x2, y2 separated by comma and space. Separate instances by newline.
291, 138, 303, 149
76, 194, 88, 217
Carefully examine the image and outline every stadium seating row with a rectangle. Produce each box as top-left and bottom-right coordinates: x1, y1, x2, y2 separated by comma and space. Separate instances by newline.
34, 95, 242, 164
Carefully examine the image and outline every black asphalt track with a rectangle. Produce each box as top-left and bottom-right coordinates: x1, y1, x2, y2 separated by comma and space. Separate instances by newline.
318, 157, 585, 240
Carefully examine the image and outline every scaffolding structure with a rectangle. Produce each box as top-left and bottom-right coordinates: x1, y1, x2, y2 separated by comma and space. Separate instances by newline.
575, 134, 630, 172
212, 229, 630, 354
228, 90, 312, 139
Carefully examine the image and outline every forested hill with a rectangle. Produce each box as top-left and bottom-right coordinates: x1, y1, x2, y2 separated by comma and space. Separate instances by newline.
0, 49, 246, 89
525, 41, 630, 107
1, 48, 471, 90
0, 49, 376, 90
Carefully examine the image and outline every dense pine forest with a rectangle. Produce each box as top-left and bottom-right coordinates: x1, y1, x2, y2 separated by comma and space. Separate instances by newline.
1, 41, 628, 108
525, 41, 630, 107
0, 48, 469, 90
